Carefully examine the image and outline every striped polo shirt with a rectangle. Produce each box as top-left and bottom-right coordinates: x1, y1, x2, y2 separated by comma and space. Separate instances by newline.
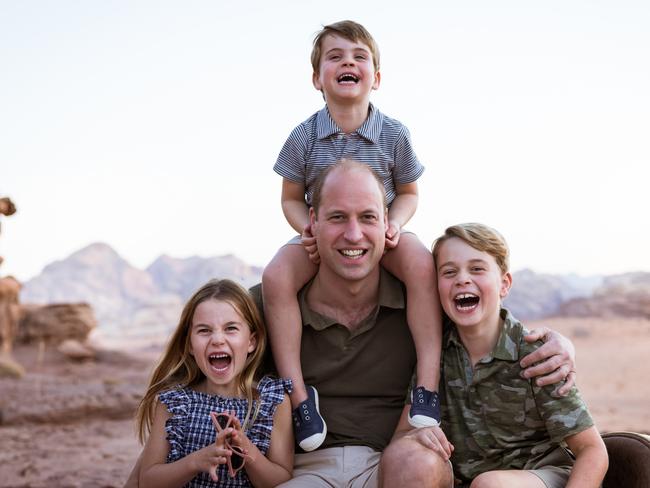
274, 104, 425, 207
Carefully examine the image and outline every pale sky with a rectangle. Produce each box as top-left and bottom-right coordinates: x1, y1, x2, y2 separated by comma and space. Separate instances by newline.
1, 1, 649, 282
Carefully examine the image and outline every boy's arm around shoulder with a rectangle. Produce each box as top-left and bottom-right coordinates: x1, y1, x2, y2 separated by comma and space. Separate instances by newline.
564, 426, 608, 488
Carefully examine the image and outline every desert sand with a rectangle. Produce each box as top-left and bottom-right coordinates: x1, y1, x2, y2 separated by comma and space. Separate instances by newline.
1, 317, 649, 487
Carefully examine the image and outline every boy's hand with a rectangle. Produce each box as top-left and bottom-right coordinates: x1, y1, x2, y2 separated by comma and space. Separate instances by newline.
301, 224, 320, 264
404, 426, 454, 461
520, 327, 576, 396
385, 221, 401, 249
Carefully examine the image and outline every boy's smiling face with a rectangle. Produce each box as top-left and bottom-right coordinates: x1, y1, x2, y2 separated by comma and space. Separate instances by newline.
436, 237, 512, 331
312, 34, 380, 105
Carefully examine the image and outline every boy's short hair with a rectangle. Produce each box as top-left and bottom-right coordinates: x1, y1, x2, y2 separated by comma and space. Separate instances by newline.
311, 159, 387, 216
311, 20, 380, 75
432, 223, 510, 275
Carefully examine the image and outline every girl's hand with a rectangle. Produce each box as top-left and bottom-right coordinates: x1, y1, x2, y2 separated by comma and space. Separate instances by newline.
225, 413, 252, 458
385, 221, 401, 249
190, 428, 232, 482
301, 224, 320, 264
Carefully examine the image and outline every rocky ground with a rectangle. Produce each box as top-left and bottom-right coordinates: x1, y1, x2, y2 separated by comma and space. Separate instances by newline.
0, 317, 649, 487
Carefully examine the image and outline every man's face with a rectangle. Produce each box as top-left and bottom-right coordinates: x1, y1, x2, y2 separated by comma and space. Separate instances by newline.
310, 168, 387, 283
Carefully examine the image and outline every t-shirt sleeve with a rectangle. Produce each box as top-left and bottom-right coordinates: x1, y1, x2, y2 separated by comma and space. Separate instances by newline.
522, 340, 595, 443
392, 125, 425, 185
274, 125, 308, 183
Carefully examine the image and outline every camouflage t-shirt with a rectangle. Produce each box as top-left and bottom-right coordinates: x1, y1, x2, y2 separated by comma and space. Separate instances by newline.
440, 308, 594, 483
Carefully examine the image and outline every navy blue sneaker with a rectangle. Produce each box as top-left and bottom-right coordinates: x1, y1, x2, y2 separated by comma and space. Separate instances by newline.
408, 386, 441, 428
292, 385, 327, 452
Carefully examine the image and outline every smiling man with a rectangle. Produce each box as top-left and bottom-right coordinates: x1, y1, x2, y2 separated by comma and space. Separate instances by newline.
267, 160, 453, 487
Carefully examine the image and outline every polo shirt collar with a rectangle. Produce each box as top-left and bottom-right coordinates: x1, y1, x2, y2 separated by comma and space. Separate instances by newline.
298, 268, 405, 331
315, 103, 383, 144
444, 308, 522, 362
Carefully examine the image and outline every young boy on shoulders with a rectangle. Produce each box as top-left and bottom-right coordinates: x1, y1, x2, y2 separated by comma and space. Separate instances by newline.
262, 20, 443, 452
429, 223, 608, 487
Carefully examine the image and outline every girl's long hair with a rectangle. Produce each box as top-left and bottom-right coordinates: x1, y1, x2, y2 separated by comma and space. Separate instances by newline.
135, 279, 267, 444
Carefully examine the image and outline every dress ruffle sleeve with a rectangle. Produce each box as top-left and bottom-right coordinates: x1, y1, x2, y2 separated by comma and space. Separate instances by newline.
245, 376, 292, 455
158, 387, 190, 463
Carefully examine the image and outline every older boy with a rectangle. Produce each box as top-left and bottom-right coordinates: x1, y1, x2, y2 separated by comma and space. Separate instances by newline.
429, 223, 608, 487
262, 20, 442, 452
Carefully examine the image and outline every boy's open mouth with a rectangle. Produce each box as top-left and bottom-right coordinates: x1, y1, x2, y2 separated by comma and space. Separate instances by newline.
208, 353, 232, 371
454, 293, 479, 311
337, 73, 359, 84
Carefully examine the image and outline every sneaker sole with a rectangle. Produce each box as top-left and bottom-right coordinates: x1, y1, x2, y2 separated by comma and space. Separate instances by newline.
408, 413, 440, 429
298, 387, 327, 452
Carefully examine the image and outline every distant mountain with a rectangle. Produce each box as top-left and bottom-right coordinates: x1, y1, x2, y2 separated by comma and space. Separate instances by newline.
557, 272, 650, 318
504, 269, 603, 321
147, 253, 263, 300
19, 244, 650, 337
20, 243, 263, 337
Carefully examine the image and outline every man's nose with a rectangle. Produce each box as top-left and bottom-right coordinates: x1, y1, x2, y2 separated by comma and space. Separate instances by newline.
344, 218, 363, 242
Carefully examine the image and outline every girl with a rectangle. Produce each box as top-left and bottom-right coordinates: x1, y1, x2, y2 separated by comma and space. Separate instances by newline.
136, 279, 294, 488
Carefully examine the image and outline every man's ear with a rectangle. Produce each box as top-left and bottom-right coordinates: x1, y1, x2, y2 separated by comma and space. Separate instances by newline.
500, 272, 513, 298
373, 70, 381, 90
309, 207, 318, 231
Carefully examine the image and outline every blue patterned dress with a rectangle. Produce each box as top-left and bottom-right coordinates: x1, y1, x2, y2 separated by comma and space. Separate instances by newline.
159, 376, 291, 487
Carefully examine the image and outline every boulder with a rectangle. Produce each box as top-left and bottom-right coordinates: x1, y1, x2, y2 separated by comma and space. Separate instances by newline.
18, 303, 96, 345
57, 339, 96, 360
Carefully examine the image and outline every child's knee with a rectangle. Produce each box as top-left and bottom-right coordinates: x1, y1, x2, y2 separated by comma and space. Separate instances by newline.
469, 472, 500, 488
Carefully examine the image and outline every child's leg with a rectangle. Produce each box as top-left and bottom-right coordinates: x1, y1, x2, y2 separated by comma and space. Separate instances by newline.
262, 243, 318, 408
381, 233, 442, 402
469, 470, 548, 488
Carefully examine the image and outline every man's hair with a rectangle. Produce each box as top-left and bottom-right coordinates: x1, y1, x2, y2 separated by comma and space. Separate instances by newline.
311, 20, 380, 75
432, 223, 510, 275
311, 159, 387, 216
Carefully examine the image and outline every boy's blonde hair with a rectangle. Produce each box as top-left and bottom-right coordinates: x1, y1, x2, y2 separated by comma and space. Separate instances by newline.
135, 279, 267, 444
432, 223, 510, 275
311, 20, 380, 75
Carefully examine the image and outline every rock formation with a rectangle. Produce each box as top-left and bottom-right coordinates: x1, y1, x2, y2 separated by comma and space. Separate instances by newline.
18, 303, 96, 344
0, 275, 21, 355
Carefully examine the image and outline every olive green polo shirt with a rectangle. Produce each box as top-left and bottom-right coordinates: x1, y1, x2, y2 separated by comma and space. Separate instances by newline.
253, 269, 416, 452
441, 308, 594, 482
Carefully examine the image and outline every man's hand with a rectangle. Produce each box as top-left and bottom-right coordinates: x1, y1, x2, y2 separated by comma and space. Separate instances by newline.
301, 224, 320, 264
385, 221, 401, 249
521, 327, 576, 397
403, 426, 454, 461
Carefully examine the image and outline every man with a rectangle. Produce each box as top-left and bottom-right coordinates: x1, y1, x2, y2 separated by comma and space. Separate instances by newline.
124, 161, 575, 487
261, 160, 575, 487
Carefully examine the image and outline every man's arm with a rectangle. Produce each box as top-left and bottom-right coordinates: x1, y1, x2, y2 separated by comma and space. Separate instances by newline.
521, 327, 576, 396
